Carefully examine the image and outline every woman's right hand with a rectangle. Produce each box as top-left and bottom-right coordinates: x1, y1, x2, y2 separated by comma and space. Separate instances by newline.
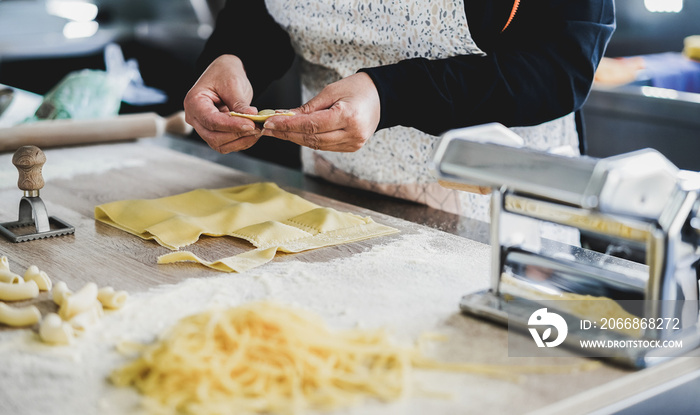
183, 55, 262, 153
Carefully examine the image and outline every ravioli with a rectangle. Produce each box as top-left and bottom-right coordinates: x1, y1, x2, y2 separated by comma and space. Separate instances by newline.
229, 109, 295, 122
95, 182, 398, 273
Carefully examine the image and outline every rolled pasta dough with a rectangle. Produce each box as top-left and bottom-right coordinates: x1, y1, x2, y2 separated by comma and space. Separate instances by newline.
97, 183, 398, 273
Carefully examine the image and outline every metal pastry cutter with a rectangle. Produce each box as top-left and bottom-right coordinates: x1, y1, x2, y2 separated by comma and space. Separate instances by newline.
0, 145, 75, 242
432, 123, 700, 368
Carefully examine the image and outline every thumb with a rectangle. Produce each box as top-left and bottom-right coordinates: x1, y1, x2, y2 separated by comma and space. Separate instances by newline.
228, 102, 259, 115
293, 90, 337, 115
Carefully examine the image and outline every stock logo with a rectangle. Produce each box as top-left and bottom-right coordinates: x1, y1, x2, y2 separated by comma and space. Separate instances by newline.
528, 308, 568, 348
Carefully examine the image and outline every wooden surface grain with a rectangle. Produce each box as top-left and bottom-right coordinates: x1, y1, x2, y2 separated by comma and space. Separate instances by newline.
0, 140, 674, 414
0, 142, 395, 293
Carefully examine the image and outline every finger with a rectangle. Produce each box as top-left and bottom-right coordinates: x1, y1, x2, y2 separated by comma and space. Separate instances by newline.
190, 114, 257, 138
186, 89, 258, 132
190, 117, 260, 151
293, 90, 337, 115
263, 128, 361, 152
217, 133, 262, 153
200, 128, 262, 153
263, 104, 345, 135
228, 103, 258, 116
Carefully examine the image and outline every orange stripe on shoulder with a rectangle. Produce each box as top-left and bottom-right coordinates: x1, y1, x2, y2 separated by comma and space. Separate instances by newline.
502, 0, 520, 32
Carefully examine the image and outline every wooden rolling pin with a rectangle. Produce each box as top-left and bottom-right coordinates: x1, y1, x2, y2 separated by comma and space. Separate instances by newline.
0, 111, 192, 153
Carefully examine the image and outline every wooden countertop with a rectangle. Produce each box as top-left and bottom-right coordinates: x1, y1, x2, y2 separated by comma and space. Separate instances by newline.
0, 139, 691, 414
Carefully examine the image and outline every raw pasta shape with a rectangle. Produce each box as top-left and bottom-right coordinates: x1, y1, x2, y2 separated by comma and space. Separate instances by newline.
24, 265, 52, 291
0, 256, 10, 271
229, 109, 294, 122
110, 301, 601, 415
59, 282, 98, 321
285, 207, 368, 234
0, 270, 22, 284
159, 218, 398, 273
39, 313, 75, 345
158, 247, 279, 273
52, 281, 72, 306
97, 182, 398, 272
97, 286, 129, 310
96, 183, 318, 250
0, 303, 41, 327
0, 280, 39, 301
231, 220, 313, 249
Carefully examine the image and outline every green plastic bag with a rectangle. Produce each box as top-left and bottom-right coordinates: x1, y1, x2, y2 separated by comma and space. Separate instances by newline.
32, 68, 130, 120
26, 43, 165, 122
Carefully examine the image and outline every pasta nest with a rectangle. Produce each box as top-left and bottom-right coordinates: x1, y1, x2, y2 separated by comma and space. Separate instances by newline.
111, 302, 418, 414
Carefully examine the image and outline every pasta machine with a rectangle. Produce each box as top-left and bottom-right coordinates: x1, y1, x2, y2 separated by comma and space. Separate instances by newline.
432, 123, 700, 368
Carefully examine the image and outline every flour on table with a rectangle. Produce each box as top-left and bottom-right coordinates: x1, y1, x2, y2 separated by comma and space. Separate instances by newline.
0, 227, 491, 415
0, 144, 148, 185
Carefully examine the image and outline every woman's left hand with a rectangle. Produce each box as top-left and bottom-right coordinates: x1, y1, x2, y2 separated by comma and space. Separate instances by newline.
261, 73, 381, 152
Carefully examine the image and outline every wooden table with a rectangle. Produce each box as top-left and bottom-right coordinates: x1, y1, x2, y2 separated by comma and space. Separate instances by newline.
0, 139, 695, 414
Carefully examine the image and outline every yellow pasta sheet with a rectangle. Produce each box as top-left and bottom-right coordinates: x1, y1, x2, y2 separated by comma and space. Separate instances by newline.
95, 182, 398, 272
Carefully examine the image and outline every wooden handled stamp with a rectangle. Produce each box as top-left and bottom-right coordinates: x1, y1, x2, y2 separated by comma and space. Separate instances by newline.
0, 146, 75, 242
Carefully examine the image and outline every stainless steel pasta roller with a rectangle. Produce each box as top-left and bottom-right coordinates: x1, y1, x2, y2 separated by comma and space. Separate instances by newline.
0, 145, 75, 242
432, 123, 700, 368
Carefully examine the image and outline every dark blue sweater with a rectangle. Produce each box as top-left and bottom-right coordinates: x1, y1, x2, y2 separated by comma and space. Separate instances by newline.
197, 0, 615, 142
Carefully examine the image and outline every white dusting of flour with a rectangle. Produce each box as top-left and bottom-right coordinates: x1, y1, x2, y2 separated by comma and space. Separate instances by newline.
0, 144, 147, 185
0, 227, 491, 415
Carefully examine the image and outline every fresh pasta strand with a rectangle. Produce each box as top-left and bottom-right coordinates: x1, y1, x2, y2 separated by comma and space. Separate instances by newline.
111, 302, 599, 415
0, 303, 41, 327
111, 302, 413, 415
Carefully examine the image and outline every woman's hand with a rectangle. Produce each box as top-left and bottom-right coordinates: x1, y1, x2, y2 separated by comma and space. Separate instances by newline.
183, 55, 262, 153
261, 73, 380, 152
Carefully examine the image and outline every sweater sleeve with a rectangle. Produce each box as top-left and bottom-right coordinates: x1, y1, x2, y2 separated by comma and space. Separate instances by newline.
359, 0, 615, 136
195, 0, 296, 99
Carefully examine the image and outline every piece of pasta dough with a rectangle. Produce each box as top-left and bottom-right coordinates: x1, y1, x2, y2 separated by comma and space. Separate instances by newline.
39, 313, 75, 345
0, 256, 9, 272
23, 265, 52, 291
229, 109, 294, 122
97, 287, 129, 310
0, 269, 23, 284
96, 182, 398, 273
0, 303, 41, 327
68, 301, 104, 333
0, 280, 39, 301
95, 183, 321, 250
59, 282, 98, 320
52, 281, 72, 306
